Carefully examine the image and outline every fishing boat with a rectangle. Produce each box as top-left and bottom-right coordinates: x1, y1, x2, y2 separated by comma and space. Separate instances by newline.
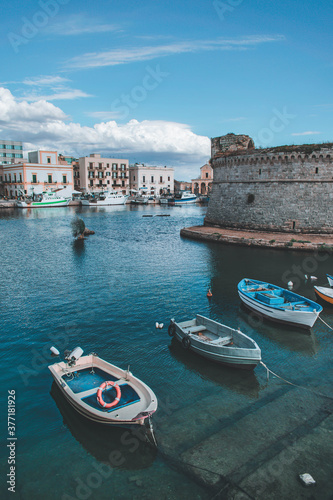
168, 315, 261, 370
48, 348, 158, 426
81, 191, 128, 206
314, 285, 333, 305
16, 190, 71, 208
327, 274, 333, 287
168, 191, 197, 205
238, 278, 322, 329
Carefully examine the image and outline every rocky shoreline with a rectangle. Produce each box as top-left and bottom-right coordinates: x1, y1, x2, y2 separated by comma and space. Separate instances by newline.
180, 225, 333, 252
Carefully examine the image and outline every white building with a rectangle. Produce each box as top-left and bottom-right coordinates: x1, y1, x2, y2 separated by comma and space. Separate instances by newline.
0, 150, 73, 198
0, 140, 24, 165
74, 154, 129, 194
129, 164, 174, 195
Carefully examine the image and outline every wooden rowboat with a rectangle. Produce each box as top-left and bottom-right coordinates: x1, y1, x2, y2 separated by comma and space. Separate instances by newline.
238, 278, 322, 329
168, 314, 261, 370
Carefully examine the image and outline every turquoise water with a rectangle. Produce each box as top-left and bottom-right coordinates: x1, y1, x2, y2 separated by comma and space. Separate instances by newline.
0, 204, 333, 500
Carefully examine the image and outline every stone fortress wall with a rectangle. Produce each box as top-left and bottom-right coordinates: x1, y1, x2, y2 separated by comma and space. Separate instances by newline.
205, 134, 333, 233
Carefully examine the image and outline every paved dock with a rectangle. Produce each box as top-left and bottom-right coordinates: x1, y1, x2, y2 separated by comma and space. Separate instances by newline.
180, 226, 333, 252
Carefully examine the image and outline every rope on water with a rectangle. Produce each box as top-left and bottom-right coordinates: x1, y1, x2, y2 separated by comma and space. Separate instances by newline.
318, 315, 333, 331
260, 361, 333, 401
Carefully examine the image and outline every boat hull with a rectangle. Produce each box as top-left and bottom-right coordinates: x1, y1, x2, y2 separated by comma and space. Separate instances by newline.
238, 279, 321, 329
314, 286, 333, 305
81, 195, 128, 206
16, 199, 70, 208
172, 315, 261, 370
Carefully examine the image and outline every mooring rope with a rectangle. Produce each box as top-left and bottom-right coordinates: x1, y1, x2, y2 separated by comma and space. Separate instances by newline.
260, 361, 333, 400
318, 315, 333, 331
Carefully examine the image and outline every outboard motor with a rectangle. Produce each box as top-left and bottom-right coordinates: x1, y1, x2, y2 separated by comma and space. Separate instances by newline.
64, 347, 84, 366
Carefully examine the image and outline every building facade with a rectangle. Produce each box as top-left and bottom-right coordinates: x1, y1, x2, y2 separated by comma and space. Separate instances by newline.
74, 154, 129, 194
191, 163, 213, 195
174, 180, 191, 192
129, 164, 174, 195
0, 140, 24, 165
205, 133, 333, 233
0, 150, 73, 198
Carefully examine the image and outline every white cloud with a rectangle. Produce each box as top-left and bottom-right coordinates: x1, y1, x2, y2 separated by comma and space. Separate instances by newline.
67, 35, 286, 69
23, 76, 70, 86
23, 89, 93, 102
291, 131, 321, 136
0, 88, 210, 175
47, 14, 120, 36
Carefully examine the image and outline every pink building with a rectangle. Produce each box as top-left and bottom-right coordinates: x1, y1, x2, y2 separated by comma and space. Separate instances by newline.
191, 163, 213, 195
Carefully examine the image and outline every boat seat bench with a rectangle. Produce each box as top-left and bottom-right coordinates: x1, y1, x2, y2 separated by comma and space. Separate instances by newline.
185, 325, 207, 333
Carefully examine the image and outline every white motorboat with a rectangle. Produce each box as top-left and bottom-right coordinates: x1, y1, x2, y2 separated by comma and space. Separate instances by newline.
168, 191, 197, 205
238, 278, 322, 329
168, 315, 261, 370
48, 348, 158, 426
16, 190, 71, 208
81, 191, 128, 206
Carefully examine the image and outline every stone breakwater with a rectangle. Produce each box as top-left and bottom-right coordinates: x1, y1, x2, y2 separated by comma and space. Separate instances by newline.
180, 226, 333, 252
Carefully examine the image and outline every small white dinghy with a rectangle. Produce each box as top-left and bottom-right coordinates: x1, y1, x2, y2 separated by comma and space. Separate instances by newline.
168, 315, 261, 370
48, 348, 157, 426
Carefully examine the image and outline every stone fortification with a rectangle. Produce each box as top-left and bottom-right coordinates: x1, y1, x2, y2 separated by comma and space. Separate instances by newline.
205, 134, 333, 233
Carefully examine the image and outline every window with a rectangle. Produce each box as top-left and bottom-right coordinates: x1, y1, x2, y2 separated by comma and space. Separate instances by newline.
8, 174, 11, 182
112, 163, 117, 170
206, 173, 209, 178
315, 167, 319, 174
32, 174, 37, 183
99, 163, 102, 169
121, 164, 126, 170
62, 175, 67, 184
143, 175, 146, 182
107, 163, 109, 168
14, 174, 17, 182
89, 163, 93, 168
90, 180, 93, 187
112, 172, 117, 179
47, 157, 51, 164
107, 180, 110, 185
168, 176, 170, 181
151, 176, 154, 182
133, 175, 136, 181
19, 173, 22, 182
160, 176, 163, 182
122, 181, 125, 187
48, 174, 52, 183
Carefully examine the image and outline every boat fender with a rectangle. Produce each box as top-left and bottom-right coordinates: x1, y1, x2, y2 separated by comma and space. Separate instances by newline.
50, 346, 60, 356
168, 322, 176, 337
182, 335, 191, 349
207, 289, 213, 298
97, 381, 121, 409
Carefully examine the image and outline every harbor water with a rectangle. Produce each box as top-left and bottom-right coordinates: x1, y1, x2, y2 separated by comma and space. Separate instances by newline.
0, 204, 333, 499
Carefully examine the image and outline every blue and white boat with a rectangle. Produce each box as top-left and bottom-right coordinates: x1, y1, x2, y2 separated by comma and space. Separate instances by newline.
49, 348, 158, 426
168, 191, 197, 205
238, 278, 322, 329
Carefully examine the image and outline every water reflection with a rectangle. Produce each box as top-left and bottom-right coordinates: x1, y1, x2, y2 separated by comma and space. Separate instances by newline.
72, 238, 86, 256
50, 383, 157, 469
238, 304, 319, 356
168, 340, 261, 398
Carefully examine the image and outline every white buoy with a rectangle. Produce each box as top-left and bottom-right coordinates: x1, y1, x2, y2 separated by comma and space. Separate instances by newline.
50, 346, 60, 356
155, 322, 159, 329
299, 473, 316, 486
159, 323, 164, 329
288, 281, 293, 289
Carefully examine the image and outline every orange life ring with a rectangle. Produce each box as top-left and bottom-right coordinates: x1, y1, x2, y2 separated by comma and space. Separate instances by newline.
97, 381, 121, 408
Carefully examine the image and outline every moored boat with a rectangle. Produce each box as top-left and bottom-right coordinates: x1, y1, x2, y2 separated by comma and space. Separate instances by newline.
314, 285, 333, 305
327, 274, 333, 287
168, 314, 261, 370
81, 191, 128, 206
238, 278, 322, 329
168, 191, 197, 205
48, 348, 158, 426
16, 190, 71, 208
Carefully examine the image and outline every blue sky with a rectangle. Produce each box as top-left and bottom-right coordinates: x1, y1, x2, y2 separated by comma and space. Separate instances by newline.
0, 0, 332, 179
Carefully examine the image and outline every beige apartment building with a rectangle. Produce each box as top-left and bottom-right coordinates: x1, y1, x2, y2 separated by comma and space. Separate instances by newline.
74, 154, 129, 194
129, 163, 174, 195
